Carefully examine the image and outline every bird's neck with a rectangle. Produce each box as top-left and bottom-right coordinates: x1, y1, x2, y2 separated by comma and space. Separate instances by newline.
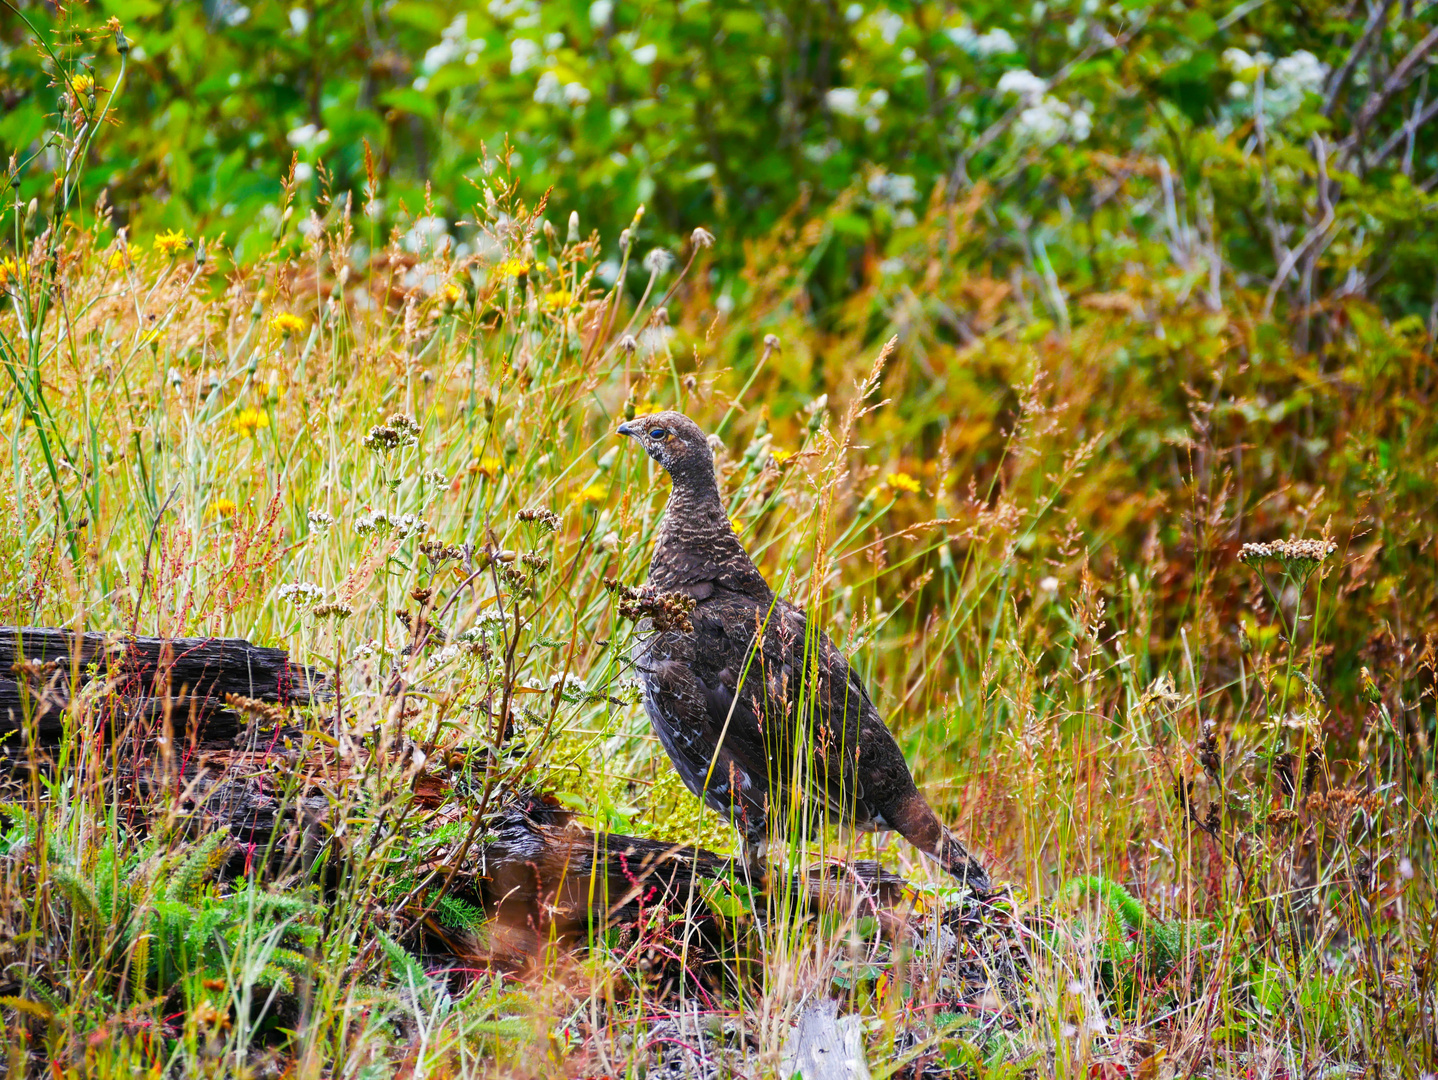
650, 472, 771, 600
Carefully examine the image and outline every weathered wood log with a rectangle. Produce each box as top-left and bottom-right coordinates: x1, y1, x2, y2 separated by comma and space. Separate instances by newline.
2, 625, 921, 981
781, 999, 873, 1080
452, 792, 908, 977
0, 626, 326, 752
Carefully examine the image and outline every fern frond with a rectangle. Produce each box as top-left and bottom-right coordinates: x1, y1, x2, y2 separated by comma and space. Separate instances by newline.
435, 894, 487, 931
48, 862, 101, 924
165, 833, 232, 903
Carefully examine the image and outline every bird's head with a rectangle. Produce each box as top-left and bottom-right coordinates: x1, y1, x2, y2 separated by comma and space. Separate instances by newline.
616, 411, 714, 482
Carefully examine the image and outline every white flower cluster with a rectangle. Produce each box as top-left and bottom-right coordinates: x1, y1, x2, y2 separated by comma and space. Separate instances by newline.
456, 610, 509, 642
392, 513, 429, 539
286, 124, 330, 152
945, 24, 1017, 58
354, 511, 429, 539
534, 70, 592, 106
424, 643, 468, 672
403, 216, 451, 255
354, 511, 390, 537
548, 672, 588, 702
824, 87, 890, 132
413, 13, 484, 91
867, 171, 918, 204
510, 37, 541, 75
354, 639, 386, 660
998, 70, 1092, 144
307, 508, 334, 532
1239, 538, 1336, 569
277, 582, 324, 606
1222, 49, 1327, 121
489, 0, 539, 24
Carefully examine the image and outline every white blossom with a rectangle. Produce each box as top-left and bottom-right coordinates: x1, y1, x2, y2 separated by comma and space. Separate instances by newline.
510, 38, 541, 75
824, 87, 863, 116
354, 510, 392, 537
1271, 50, 1326, 95
997, 68, 1046, 104
868, 171, 918, 204
278, 582, 324, 606
949, 25, 1017, 57
285, 124, 330, 150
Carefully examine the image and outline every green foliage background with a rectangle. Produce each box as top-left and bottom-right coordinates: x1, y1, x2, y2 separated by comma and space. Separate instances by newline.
5, 0, 1438, 322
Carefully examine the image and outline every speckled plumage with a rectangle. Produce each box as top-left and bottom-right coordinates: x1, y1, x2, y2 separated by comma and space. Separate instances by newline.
618, 411, 990, 893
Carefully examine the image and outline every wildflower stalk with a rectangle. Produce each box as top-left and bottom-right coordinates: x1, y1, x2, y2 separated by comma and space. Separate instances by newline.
0, 8, 130, 560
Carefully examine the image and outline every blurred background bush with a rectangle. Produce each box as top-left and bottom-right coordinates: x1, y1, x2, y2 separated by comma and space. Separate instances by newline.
5, 0, 1438, 333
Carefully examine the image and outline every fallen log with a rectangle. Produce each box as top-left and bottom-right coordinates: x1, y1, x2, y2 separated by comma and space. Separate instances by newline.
1, 625, 326, 752
2, 626, 923, 984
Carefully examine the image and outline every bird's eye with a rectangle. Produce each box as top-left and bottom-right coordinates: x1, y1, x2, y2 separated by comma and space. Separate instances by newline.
649, 428, 667, 440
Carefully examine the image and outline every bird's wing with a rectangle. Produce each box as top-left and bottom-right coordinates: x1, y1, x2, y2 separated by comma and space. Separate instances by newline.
634, 628, 773, 839
691, 598, 899, 826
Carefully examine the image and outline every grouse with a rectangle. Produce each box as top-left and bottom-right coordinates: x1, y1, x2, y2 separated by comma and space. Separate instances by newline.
617, 411, 990, 894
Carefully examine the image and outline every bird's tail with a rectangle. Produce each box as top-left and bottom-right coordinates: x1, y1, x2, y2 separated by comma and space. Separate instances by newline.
890, 790, 992, 896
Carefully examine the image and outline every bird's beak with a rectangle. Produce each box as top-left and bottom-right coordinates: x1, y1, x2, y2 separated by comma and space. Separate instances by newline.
616, 421, 638, 438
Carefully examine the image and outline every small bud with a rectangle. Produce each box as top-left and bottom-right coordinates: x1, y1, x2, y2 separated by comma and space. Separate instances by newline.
691, 226, 715, 249
763, 333, 781, 352
619, 228, 631, 250
653, 306, 668, 326
542, 218, 557, 246
25, 198, 38, 229
193, 238, 207, 267
567, 210, 580, 244
114, 27, 131, 56
618, 334, 638, 354
1236, 623, 1252, 656
1360, 666, 1381, 705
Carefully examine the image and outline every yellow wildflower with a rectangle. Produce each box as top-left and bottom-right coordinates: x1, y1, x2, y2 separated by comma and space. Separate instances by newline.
885, 471, 921, 494
154, 229, 190, 257
71, 74, 95, 96
270, 312, 306, 336
442, 281, 465, 304
0, 258, 21, 290
729, 515, 744, 534
233, 408, 269, 436
211, 498, 238, 518
770, 448, 793, 464
469, 455, 504, 478
495, 257, 529, 279
571, 483, 607, 505
543, 288, 573, 310
108, 248, 129, 271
